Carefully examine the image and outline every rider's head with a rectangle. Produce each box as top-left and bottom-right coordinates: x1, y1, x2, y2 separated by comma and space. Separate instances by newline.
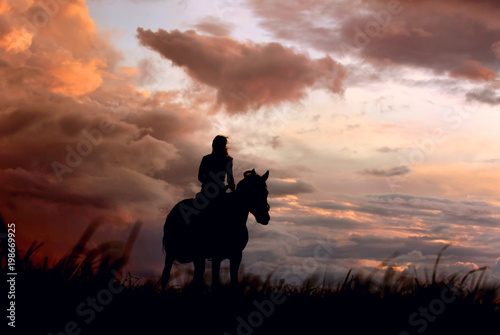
212, 135, 229, 156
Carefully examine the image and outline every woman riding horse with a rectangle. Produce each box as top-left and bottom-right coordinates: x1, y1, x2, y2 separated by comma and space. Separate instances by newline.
161, 169, 270, 291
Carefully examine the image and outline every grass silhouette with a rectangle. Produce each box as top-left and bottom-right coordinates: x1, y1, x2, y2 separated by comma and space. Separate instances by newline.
1, 216, 499, 335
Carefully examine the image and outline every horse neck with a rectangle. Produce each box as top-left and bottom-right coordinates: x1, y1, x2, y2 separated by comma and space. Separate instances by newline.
229, 190, 251, 222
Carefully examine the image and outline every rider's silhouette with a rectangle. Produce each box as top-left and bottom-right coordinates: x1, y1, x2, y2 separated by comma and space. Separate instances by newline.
198, 135, 235, 195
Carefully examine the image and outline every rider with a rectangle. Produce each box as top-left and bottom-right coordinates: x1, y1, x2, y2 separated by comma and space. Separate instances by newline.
198, 135, 236, 198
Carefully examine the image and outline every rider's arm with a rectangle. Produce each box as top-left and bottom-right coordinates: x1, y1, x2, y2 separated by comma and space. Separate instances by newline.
227, 159, 236, 191
198, 156, 208, 185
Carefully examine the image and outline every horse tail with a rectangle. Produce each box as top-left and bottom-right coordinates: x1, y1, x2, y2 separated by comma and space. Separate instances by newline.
162, 209, 171, 255
162, 214, 169, 254
162, 198, 194, 257
162, 200, 183, 254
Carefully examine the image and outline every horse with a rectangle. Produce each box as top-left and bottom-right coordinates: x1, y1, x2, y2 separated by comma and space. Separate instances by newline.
161, 169, 270, 291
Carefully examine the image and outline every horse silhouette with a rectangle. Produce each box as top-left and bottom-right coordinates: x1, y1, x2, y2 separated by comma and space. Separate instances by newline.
161, 169, 270, 291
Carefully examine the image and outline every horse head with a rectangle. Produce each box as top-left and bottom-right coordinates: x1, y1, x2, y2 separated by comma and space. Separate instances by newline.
237, 169, 270, 225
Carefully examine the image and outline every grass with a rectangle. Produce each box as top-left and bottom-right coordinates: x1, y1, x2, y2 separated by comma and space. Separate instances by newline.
1, 217, 499, 335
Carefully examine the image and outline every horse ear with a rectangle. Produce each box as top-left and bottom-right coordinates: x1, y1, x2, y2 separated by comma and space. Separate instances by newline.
262, 170, 269, 181
244, 169, 258, 178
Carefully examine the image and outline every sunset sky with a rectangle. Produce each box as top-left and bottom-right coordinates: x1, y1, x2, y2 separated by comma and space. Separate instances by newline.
1, 0, 500, 284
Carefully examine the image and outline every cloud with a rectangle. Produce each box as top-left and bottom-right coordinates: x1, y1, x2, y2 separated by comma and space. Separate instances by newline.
0, 0, 217, 260
257, 190, 500, 282
377, 146, 401, 153
449, 61, 498, 82
466, 87, 500, 105
492, 258, 500, 273
305, 193, 500, 240
267, 178, 316, 196
193, 16, 234, 36
365, 194, 500, 228
248, 0, 500, 80
492, 41, 500, 58
136, 28, 346, 113
0, 0, 121, 97
359, 166, 412, 177
4, 0, 500, 285
278, 215, 367, 231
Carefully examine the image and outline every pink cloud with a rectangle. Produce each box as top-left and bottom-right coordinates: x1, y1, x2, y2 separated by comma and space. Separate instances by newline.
248, 0, 500, 80
492, 41, 500, 58
136, 28, 346, 113
193, 16, 234, 36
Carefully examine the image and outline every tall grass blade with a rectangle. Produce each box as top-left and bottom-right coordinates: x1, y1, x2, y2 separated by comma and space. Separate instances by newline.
432, 243, 451, 284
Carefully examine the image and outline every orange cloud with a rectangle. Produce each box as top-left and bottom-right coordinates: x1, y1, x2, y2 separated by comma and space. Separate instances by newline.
0, 0, 213, 262
0, 0, 117, 96
0, 1, 10, 14
0, 27, 33, 52
450, 61, 498, 82
39, 50, 106, 95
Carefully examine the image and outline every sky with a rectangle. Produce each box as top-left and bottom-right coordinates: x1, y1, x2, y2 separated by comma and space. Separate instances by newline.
1, 0, 500, 285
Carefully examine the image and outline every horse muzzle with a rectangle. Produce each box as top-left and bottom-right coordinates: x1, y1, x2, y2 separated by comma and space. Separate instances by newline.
256, 212, 270, 225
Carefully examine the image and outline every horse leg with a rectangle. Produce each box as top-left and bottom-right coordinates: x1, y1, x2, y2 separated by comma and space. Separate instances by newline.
230, 252, 242, 287
212, 258, 221, 290
161, 254, 174, 292
193, 258, 206, 286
